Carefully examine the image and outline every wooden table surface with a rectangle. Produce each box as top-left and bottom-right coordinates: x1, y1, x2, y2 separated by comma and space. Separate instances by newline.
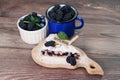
0, 0, 120, 80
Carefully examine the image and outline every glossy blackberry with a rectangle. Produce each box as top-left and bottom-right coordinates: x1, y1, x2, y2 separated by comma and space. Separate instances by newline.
32, 12, 37, 17
49, 11, 56, 21
40, 23, 44, 27
66, 56, 76, 66
35, 16, 42, 23
63, 13, 73, 21
53, 4, 60, 11
19, 21, 27, 30
70, 9, 75, 16
61, 5, 71, 13
23, 14, 31, 21
56, 10, 63, 21
40, 16, 45, 19
27, 22, 35, 31
44, 41, 56, 47
33, 26, 39, 30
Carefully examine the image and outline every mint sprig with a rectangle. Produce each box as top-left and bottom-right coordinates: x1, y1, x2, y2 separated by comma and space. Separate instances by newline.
23, 21, 30, 24
23, 15, 41, 28
57, 32, 69, 40
35, 23, 41, 28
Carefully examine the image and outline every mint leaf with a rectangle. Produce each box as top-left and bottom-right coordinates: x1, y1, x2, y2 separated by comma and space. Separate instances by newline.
36, 23, 41, 28
23, 21, 30, 24
30, 15, 39, 23
30, 15, 36, 22
57, 32, 69, 40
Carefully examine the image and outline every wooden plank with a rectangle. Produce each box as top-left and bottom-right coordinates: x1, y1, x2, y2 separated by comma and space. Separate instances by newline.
0, 48, 120, 80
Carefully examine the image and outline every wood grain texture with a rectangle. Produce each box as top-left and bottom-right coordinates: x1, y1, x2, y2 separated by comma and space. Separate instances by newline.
0, 0, 120, 80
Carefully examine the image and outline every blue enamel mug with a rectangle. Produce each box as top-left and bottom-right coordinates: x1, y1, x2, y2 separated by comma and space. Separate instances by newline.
46, 4, 84, 38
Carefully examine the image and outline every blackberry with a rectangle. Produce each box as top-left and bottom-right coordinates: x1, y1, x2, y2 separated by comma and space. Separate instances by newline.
55, 10, 63, 21
56, 14, 63, 21
49, 11, 56, 21
32, 12, 37, 17
40, 23, 44, 27
33, 26, 39, 30
19, 21, 27, 30
44, 41, 56, 47
27, 22, 35, 31
61, 5, 71, 13
66, 56, 76, 66
41, 19, 45, 23
53, 4, 60, 11
35, 17, 42, 23
70, 9, 75, 16
63, 13, 73, 21
40, 16, 45, 19
23, 14, 31, 21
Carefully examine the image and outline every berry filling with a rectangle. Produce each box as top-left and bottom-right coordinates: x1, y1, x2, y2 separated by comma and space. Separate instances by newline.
41, 49, 80, 58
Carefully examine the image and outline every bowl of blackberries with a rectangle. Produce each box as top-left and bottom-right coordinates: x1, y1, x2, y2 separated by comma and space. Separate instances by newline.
46, 4, 77, 23
17, 12, 48, 44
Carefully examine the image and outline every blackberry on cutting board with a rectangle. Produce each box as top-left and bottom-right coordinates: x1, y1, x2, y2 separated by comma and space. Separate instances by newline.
44, 41, 56, 47
66, 56, 76, 66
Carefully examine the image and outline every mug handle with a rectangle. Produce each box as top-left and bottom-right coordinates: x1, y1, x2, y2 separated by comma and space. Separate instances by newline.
75, 16, 84, 29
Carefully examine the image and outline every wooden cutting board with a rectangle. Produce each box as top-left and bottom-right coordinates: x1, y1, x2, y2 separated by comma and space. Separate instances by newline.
32, 34, 104, 75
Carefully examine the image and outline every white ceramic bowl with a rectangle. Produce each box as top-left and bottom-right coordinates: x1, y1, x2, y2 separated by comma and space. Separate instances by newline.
17, 14, 48, 44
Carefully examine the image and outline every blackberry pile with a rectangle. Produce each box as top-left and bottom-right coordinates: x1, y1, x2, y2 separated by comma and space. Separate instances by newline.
19, 12, 46, 31
48, 4, 75, 22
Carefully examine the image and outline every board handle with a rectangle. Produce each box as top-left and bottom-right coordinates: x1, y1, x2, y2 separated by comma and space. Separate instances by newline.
75, 47, 104, 75
80, 56, 104, 75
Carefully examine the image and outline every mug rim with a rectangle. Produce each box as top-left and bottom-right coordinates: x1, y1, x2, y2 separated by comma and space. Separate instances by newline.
46, 3, 78, 23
